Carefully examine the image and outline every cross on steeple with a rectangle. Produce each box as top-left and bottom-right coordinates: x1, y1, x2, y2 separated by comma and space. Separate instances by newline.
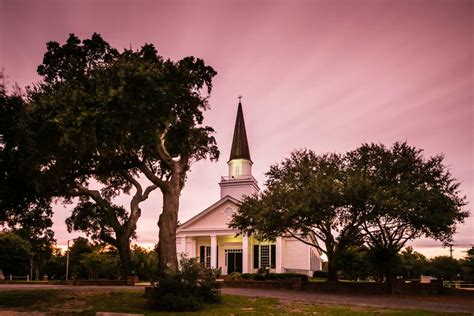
238, 95, 243, 103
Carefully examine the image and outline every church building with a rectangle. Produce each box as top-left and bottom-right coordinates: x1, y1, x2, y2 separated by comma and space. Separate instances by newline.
176, 101, 322, 276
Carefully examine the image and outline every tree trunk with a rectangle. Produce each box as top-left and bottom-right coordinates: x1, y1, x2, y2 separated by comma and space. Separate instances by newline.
116, 237, 132, 277
327, 253, 338, 281
157, 187, 180, 274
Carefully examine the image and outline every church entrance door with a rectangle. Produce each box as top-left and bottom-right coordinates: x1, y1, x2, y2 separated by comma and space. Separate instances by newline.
226, 250, 243, 274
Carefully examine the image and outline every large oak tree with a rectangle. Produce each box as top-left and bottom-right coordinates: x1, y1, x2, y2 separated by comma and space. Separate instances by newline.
230, 150, 368, 281
2, 33, 219, 274
346, 142, 468, 281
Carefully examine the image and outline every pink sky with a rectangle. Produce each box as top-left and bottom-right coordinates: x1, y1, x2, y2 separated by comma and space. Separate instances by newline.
1, 0, 472, 258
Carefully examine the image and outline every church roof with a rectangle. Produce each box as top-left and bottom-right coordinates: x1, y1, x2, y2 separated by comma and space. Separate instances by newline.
229, 102, 251, 162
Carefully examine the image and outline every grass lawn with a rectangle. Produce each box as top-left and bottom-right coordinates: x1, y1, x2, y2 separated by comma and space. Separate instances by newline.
0, 289, 468, 315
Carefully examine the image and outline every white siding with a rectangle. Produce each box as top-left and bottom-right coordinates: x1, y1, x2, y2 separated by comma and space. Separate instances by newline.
282, 239, 309, 270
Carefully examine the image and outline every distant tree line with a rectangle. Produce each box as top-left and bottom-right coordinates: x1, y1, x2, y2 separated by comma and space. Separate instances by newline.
330, 245, 474, 282
0, 233, 159, 281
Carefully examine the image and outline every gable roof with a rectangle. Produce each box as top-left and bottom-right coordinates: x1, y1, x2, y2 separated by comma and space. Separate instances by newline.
177, 195, 241, 231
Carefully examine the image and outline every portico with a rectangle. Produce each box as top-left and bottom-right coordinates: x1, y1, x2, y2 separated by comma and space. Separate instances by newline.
177, 231, 283, 275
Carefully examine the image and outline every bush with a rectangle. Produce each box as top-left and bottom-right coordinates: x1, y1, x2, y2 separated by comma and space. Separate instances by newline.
241, 273, 252, 279
229, 272, 241, 280
266, 273, 280, 280
253, 273, 266, 280
313, 270, 329, 278
279, 273, 309, 282
147, 256, 221, 311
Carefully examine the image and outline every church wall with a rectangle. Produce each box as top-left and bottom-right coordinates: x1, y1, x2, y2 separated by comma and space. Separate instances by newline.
188, 202, 237, 229
220, 184, 258, 200
283, 239, 310, 270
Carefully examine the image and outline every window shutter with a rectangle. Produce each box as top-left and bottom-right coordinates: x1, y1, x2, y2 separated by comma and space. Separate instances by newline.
253, 245, 259, 269
216, 246, 219, 267
200, 246, 205, 264
271, 244, 276, 269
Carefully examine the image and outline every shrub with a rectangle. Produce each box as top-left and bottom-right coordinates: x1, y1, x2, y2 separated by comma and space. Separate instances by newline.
147, 256, 221, 311
279, 273, 309, 282
229, 272, 241, 280
241, 273, 252, 279
266, 273, 280, 280
253, 273, 266, 281
313, 270, 329, 279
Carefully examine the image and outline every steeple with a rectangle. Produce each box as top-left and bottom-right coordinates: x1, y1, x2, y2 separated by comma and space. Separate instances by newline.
219, 99, 259, 200
229, 102, 251, 162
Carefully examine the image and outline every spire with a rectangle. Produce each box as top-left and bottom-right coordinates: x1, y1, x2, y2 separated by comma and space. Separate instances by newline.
229, 101, 251, 162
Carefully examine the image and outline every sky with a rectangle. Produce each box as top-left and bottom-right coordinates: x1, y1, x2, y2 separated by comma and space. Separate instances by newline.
1, 0, 472, 258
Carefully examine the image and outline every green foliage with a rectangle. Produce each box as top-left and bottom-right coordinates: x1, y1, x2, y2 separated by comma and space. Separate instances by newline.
348, 142, 467, 281
427, 256, 462, 280
313, 270, 329, 278
80, 249, 120, 279
231, 142, 467, 282
229, 271, 241, 280
337, 246, 370, 281
147, 255, 221, 311
0, 76, 56, 280
1, 33, 219, 274
231, 272, 309, 282
0, 232, 32, 276
400, 246, 429, 279
68, 237, 96, 279
462, 247, 474, 280
43, 248, 66, 280
230, 150, 360, 281
130, 245, 158, 281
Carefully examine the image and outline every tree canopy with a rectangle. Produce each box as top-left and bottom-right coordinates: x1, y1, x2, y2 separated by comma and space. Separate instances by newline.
231, 142, 468, 282
1, 33, 219, 275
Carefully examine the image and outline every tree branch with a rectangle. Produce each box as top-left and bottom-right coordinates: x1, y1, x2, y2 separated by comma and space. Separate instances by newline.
288, 230, 326, 254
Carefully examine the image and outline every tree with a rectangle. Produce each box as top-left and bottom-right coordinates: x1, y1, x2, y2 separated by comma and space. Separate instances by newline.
336, 245, 370, 281
80, 249, 120, 279
69, 237, 96, 279
131, 245, 159, 281
230, 150, 367, 281
16, 33, 218, 274
399, 246, 428, 279
0, 232, 32, 276
0, 76, 56, 280
461, 247, 474, 281
347, 142, 468, 282
427, 256, 461, 280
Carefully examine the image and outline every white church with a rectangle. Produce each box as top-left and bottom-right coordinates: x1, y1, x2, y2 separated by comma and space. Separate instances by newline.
176, 101, 322, 276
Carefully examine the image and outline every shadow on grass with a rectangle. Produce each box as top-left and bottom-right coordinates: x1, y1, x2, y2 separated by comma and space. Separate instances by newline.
0, 289, 469, 315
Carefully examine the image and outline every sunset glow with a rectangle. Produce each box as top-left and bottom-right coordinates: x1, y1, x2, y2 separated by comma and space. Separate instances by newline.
1, 0, 472, 258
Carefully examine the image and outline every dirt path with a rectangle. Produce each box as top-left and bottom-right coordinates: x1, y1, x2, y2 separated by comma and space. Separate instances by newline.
1, 284, 473, 314
221, 287, 474, 314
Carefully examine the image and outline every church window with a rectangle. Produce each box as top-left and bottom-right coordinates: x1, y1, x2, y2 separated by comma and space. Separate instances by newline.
254, 244, 276, 269
260, 245, 270, 268
224, 207, 234, 218
199, 245, 212, 268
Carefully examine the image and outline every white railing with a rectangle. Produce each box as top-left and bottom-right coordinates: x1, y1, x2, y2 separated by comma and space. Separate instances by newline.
221, 175, 256, 181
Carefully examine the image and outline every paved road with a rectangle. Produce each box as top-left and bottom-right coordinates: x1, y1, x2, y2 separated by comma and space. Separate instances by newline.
1, 284, 473, 314
222, 287, 474, 314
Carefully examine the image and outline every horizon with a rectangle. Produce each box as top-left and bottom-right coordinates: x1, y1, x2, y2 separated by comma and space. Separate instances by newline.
1, 0, 472, 259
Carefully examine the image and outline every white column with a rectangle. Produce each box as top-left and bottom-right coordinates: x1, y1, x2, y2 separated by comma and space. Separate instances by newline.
276, 237, 283, 273
191, 238, 197, 258
210, 235, 217, 268
242, 235, 249, 273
